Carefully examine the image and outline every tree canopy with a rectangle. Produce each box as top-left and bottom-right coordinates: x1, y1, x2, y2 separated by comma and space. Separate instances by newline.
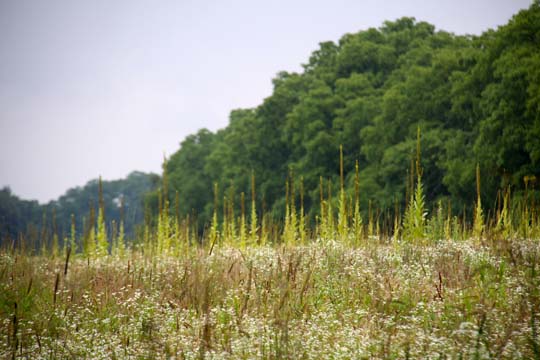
3, 4, 539, 242
0, 171, 159, 247
162, 4, 540, 229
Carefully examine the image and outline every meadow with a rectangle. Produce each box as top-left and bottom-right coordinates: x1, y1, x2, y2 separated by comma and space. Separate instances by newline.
2, 4, 540, 359
1, 234, 540, 358
2, 145, 540, 359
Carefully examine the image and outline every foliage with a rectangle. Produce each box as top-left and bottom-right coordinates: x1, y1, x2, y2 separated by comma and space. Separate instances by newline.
403, 175, 427, 242
0, 172, 159, 250
161, 4, 540, 229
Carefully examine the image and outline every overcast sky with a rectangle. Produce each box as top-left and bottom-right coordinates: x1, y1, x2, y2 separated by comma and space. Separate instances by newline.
0, 0, 532, 203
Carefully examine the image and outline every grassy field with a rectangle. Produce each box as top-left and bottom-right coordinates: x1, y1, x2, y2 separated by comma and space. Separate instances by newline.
1, 235, 540, 359
2, 147, 540, 358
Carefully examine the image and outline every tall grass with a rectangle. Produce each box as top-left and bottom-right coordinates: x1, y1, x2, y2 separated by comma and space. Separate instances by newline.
1, 141, 540, 359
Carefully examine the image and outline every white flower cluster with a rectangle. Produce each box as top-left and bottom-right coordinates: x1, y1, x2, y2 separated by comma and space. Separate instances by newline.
1, 238, 539, 358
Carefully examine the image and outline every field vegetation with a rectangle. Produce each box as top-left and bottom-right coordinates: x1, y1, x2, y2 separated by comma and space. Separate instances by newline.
1, 2, 540, 359
2, 132, 540, 358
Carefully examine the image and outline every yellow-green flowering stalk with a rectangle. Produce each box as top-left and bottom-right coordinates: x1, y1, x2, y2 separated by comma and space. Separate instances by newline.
96, 177, 108, 257
239, 192, 247, 249
249, 172, 258, 246
403, 128, 427, 244
353, 161, 363, 246
299, 176, 306, 245
209, 182, 220, 251
338, 145, 348, 242
472, 164, 484, 241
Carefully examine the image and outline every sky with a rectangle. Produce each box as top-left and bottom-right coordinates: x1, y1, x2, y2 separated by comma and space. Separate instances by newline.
0, 0, 533, 203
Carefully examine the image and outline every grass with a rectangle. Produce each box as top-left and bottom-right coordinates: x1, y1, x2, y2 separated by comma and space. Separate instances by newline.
2, 144, 540, 358
1, 236, 540, 359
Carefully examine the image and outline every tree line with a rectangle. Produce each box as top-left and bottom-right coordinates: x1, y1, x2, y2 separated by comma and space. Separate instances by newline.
0, 171, 159, 247
2, 3, 539, 245
155, 3, 540, 231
